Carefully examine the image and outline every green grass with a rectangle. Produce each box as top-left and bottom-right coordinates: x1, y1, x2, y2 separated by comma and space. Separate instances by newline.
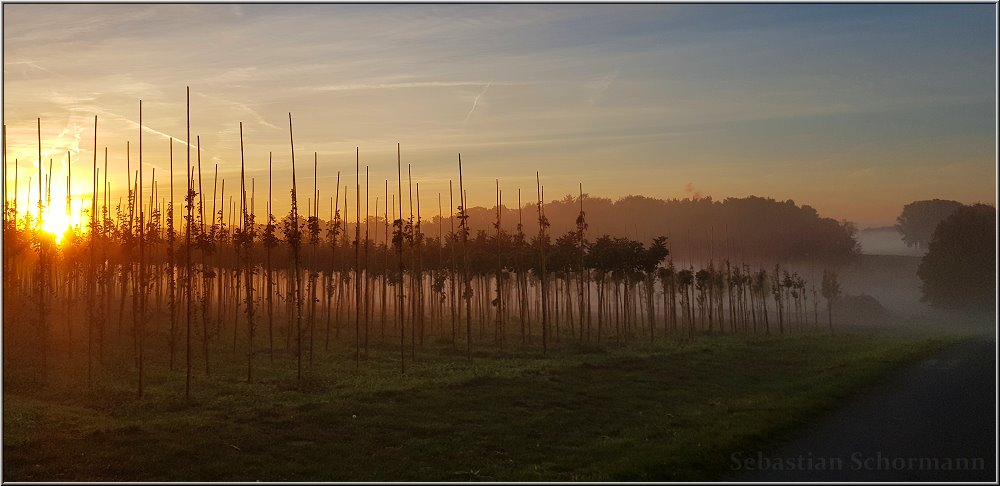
3, 330, 956, 481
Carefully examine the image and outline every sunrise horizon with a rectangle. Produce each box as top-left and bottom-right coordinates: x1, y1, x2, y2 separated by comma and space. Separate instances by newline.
4, 4, 996, 230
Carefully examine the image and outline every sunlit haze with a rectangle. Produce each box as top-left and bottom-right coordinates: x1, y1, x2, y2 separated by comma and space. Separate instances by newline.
3, 4, 996, 227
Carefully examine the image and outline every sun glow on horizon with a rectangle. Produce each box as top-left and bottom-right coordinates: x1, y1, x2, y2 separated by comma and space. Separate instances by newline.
40, 210, 72, 244
35, 201, 89, 244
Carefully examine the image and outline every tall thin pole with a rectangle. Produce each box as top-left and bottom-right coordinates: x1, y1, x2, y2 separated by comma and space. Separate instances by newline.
102, 149, 107, 227
46, 159, 53, 216
537, 172, 548, 354
185, 87, 193, 399
197, 137, 204, 234
355, 147, 361, 367
364, 165, 370, 358
13, 155, 18, 223
267, 153, 274, 363
37, 118, 42, 223
137, 100, 145, 397
197, 136, 210, 375
167, 137, 177, 370
415, 180, 422, 353
29, 118, 51, 380
88, 116, 97, 387
579, 183, 589, 341
519, 188, 524, 344
382, 179, 389, 342
310, 153, 318, 364
496, 179, 503, 350
450, 180, 456, 347
329, 172, 340, 350
289, 113, 302, 381
458, 154, 471, 361
240, 121, 254, 383
212, 165, 218, 237
438, 191, 443, 339
66, 151, 71, 227
407, 164, 415, 360
396, 144, 404, 374
3, 125, 8, 223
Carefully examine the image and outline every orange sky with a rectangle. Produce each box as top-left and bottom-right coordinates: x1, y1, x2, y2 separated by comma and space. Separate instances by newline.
3, 4, 996, 228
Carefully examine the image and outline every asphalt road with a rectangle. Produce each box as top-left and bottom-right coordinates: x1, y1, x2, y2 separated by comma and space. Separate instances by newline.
731, 336, 996, 482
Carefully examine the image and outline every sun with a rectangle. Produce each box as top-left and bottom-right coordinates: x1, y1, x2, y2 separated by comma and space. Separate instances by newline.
40, 209, 75, 244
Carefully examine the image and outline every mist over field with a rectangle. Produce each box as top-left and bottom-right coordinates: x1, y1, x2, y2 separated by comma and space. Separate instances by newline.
856, 227, 924, 257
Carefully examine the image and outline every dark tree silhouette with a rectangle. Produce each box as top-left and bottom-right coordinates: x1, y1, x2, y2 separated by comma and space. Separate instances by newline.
463, 195, 860, 263
640, 236, 668, 341
895, 199, 962, 249
916, 203, 996, 311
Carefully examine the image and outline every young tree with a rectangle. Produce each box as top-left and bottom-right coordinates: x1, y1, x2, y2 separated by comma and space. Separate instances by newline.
136, 100, 147, 397
459, 156, 473, 360
820, 270, 841, 332
87, 116, 99, 386
657, 261, 677, 336
264, 154, 279, 363
493, 180, 504, 350
576, 184, 590, 340
308, 153, 322, 366
772, 264, 784, 334
284, 113, 304, 381
237, 123, 257, 382
184, 87, 195, 399
695, 268, 710, 332
676, 267, 694, 338
354, 149, 361, 366
535, 173, 550, 353
324, 173, 341, 351
393, 144, 406, 373
640, 236, 668, 342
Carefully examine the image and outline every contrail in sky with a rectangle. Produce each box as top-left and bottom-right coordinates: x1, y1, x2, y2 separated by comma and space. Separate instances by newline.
464, 81, 493, 123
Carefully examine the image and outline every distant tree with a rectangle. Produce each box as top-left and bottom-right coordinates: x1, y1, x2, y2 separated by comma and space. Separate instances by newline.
895, 199, 962, 249
694, 268, 710, 331
677, 267, 694, 337
585, 235, 615, 342
916, 204, 996, 311
462, 194, 860, 263
820, 270, 840, 332
640, 236, 668, 341
657, 263, 676, 335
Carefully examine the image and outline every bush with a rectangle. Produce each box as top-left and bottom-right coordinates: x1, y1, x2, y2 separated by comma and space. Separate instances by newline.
917, 204, 996, 311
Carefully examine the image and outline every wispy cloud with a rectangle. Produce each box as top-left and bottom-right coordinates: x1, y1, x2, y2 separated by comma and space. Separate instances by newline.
305, 80, 516, 92
92, 108, 193, 150
464, 81, 493, 123
4, 60, 59, 77
194, 92, 281, 131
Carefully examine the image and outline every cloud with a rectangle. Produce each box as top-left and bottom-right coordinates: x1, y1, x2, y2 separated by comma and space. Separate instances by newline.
194, 92, 281, 131
91, 108, 193, 151
464, 81, 493, 123
304, 80, 520, 92
4, 60, 59, 78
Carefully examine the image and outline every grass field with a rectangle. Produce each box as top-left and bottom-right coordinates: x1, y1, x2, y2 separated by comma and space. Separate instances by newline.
3, 330, 956, 481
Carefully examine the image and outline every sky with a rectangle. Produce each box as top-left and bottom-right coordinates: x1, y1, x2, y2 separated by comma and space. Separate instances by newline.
2, 4, 996, 228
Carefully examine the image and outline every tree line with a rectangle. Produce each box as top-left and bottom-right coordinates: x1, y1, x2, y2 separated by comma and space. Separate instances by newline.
1, 90, 848, 398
